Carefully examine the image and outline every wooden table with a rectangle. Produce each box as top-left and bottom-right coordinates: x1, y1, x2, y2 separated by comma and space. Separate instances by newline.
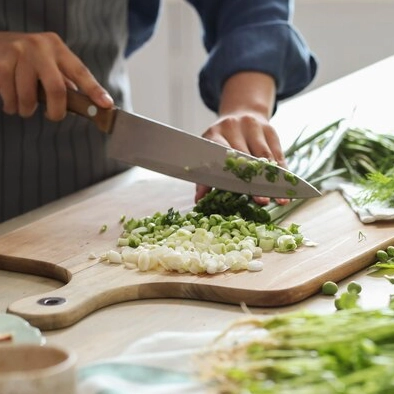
1, 57, 394, 367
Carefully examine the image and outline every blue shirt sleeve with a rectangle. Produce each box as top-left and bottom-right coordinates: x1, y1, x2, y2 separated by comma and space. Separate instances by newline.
186, 0, 317, 113
126, 0, 160, 56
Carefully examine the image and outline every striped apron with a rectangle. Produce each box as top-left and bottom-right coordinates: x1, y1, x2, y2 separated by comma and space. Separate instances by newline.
0, 0, 131, 222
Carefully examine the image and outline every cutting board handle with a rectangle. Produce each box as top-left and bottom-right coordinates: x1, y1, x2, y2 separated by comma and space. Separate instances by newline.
6, 270, 141, 330
38, 84, 116, 133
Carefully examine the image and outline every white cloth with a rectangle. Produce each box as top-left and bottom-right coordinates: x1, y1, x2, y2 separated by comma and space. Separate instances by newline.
77, 331, 218, 394
322, 177, 394, 223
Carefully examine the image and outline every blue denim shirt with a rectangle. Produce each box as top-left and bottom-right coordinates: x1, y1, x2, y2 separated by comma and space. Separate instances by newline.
127, 0, 317, 112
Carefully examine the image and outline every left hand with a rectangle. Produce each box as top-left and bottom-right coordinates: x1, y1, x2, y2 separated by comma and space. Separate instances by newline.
195, 110, 289, 205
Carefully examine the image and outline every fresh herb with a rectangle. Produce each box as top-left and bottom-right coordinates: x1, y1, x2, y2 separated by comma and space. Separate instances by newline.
194, 189, 271, 223
200, 307, 394, 393
279, 119, 394, 219
355, 169, 394, 207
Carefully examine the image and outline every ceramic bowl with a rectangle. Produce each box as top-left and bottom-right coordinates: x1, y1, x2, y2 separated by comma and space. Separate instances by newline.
0, 344, 77, 394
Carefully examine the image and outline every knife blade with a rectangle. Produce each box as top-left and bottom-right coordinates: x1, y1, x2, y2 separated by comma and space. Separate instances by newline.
46, 89, 321, 198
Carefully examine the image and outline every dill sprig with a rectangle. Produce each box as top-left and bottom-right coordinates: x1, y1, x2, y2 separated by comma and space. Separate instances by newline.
355, 170, 394, 207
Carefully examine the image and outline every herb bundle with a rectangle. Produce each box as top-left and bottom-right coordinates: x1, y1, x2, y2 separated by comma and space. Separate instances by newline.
262, 119, 394, 223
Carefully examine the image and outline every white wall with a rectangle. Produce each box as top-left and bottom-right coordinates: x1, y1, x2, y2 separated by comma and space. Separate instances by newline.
293, 0, 394, 92
127, 0, 394, 134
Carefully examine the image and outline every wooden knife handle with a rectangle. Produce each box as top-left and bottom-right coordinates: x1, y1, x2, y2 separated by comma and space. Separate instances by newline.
38, 85, 116, 134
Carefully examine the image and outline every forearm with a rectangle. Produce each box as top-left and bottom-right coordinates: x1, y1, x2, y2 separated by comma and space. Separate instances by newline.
219, 71, 276, 119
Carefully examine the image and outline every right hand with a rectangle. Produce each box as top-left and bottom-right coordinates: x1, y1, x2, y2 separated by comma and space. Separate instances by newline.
0, 31, 113, 120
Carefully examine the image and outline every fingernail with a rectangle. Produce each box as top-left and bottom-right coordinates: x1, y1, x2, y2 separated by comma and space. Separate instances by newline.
254, 196, 271, 206
100, 92, 114, 106
276, 198, 290, 205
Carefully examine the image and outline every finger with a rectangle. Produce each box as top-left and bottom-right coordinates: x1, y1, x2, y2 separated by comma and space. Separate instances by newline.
260, 127, 290, 205
195, 184, 211, 203
38, 69, 68, 121
206, 118, 250, 153
275, 198, 290, 205
59, 48, 113, 108
244, 124, 290, 205
253, 194, 290, 207
252, 196, 271, 206
15, 59, 38, 117
0, 59, 18, 115
64, 77, 78, 91
202, 126, 231, 147
244, 123, 276, 161
263, 126, 287, 168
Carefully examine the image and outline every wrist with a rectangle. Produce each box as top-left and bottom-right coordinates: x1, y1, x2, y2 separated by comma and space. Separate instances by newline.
219, 72, 276, 119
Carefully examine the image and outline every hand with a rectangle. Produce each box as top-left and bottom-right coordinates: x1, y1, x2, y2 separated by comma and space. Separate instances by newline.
195, 111, 289, 205
0, 32, 113, 121
195, 71, 289, 206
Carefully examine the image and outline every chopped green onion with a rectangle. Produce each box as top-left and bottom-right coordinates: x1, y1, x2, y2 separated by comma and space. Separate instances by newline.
101, 204, 305, 275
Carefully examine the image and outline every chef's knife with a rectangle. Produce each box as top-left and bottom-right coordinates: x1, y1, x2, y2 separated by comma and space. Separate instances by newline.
41, 88, 320, 198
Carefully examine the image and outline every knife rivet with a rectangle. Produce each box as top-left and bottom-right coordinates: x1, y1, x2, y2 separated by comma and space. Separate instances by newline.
87, 105, 98, 117
37, 297, 66, 306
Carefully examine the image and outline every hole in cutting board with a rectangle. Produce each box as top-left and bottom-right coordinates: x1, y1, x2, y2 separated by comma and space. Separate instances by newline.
37, 297, 67, 306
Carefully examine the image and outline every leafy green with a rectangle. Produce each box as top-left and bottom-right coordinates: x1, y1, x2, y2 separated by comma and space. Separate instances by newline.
193, 189, 271, 223
355, 170, 394, 207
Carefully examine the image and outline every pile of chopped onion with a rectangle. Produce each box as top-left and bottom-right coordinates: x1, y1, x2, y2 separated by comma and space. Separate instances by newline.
100, 209, 305, 275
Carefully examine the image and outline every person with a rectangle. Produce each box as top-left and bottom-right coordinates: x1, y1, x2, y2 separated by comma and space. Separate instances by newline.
0, 0, 317, 223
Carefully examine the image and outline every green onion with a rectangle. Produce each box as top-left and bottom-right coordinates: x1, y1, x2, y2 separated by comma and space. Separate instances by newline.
101, 206, 305, 274
199, 307, 394, 393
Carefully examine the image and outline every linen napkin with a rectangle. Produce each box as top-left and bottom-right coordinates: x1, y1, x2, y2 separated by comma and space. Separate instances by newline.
322, 177, 394, 223
77, 331, 218, 394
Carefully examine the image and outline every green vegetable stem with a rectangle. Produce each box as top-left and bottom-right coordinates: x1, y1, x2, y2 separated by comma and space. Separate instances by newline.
201, 307, 394, 393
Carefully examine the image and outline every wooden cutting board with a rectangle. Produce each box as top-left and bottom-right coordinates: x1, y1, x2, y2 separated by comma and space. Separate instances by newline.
0, 176, 393, 330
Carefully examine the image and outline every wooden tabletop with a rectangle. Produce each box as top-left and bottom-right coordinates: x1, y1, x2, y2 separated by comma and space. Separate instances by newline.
1, 56, 394, 367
